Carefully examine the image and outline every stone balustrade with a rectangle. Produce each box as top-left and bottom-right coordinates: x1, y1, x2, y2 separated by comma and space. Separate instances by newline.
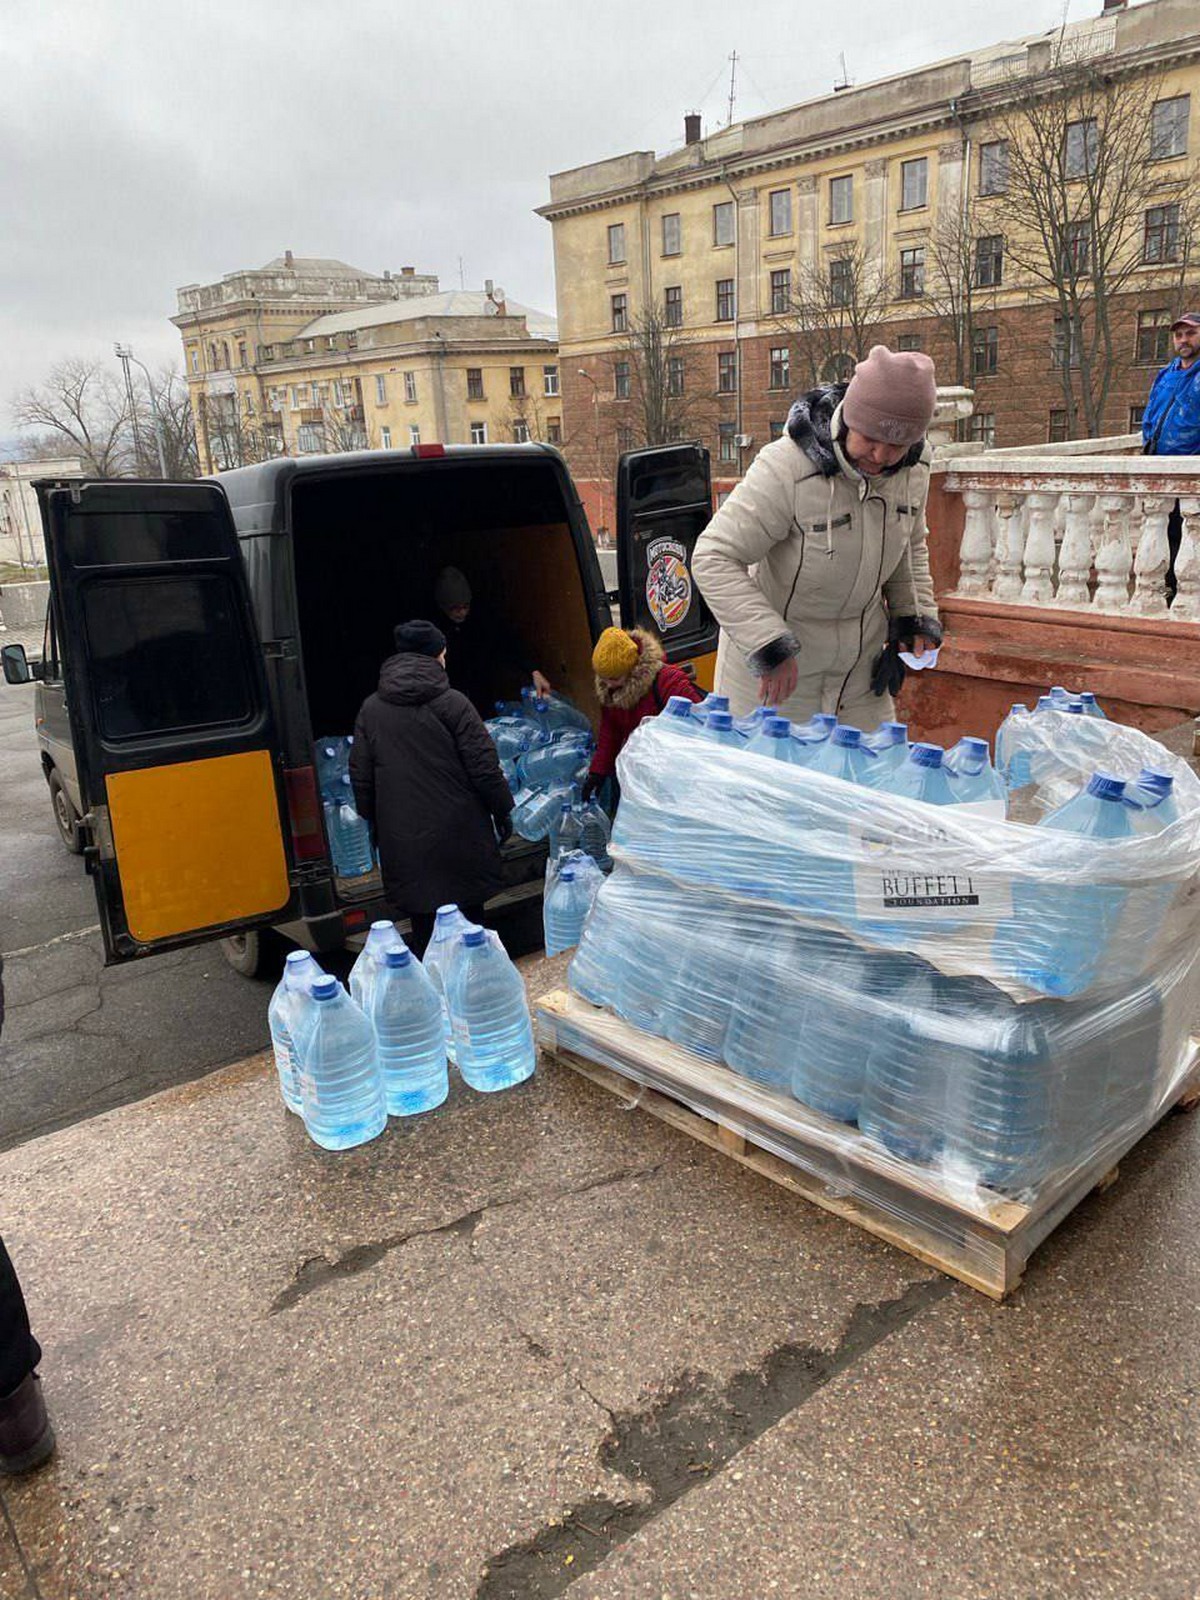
940, 450, 1200, 622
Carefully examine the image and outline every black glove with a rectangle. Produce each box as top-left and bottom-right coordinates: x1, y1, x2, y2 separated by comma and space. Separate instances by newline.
494, 813, 513, 846
870, 643, 906, 698
581, 773, 602, 804
887, 613, 944, 653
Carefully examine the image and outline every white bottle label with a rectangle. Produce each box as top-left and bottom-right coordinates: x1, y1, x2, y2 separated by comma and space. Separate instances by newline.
850, 820, 1013, 921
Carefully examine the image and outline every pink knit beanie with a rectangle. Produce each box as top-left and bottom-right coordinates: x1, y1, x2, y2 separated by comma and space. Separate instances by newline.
842, 345, 937, 447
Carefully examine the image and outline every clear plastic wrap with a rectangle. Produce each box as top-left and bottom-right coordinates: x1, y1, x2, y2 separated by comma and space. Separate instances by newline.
562, 717, 1200, 1207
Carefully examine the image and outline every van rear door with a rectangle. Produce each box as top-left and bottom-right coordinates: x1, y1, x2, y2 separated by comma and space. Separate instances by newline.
615, 444, 719, 688
39, 479, 295, 964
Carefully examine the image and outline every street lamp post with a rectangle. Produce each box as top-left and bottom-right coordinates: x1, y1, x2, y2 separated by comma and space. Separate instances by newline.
114, 342, 168, 477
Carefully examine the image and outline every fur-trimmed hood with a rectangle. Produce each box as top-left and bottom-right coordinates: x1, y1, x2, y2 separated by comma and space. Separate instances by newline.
594, 627, 665, 710
786, 383, 925, 478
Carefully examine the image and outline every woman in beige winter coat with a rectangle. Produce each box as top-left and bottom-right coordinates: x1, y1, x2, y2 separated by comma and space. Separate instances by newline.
692, 346, 943, 731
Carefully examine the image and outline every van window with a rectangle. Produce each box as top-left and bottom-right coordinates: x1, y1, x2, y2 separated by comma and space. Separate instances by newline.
66, 510, 230, 568
82, 574, 256, 740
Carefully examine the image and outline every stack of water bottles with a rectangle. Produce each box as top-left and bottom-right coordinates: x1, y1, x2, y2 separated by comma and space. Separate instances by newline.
315, 734, 376, 880
485, 688, 601, 845
268, 914, 536, 1150
565, 688, 1200, 1199
542, 802, 608, 957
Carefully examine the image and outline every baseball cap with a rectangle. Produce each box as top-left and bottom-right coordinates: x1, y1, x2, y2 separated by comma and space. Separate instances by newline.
1170, 312, 1200, 331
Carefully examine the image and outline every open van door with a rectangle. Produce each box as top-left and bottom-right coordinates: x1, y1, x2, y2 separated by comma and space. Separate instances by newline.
39, 479, 296, 964
615, 444, 719, 689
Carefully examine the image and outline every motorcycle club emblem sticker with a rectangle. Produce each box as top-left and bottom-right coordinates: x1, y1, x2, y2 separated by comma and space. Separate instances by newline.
645, 537, 693, 632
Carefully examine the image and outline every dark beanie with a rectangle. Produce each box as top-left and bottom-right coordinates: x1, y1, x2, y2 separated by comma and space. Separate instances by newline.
393, 619, 447, 657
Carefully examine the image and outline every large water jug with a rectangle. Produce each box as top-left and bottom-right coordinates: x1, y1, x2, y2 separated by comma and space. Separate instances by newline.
544, 867, 597, 956
423, 904, 473, 1060
660, 696, 703, 736
995, 704, 1033, 788
325, 776, 374, 877
314, 737, 348, 800
885, 742, 959, 805
692, 693, 730, 723
540, 691, 593, 736
350, 920, 407, 1012
862, 722, 909, 786
520, 741, 589, 790
526, 698, 555, 746
725, 924, 826, 1094
550, 802, 585, 860
791, 712, 837, 763
658, 917, 739, 1063
805, 724, 875, 786
792, 941, 902, 1125
447, 929, 536, 1092
577, 799, 613, 871
1132, 769, 1179, 830
567, 888, 622, 1010
858, 960, 951, 1164
368, 948, 449, 1116
734, 704, 778, 736
513, 784, 572, 842
293, 977, 387, 1151
945, 737, 1007, 819
743, 716, 799, 764
487, 720, 532, 762
268, 950, 326, 1114
1078, 691, 1106, 719
994, 771, 1139, 998
700, 709, 742, 747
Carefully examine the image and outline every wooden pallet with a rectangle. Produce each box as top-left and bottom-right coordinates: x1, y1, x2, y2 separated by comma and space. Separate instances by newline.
536, 989, 1200, 1300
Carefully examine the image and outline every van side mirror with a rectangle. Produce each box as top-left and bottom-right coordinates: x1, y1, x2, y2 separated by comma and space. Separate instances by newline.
1, 644, 42, 685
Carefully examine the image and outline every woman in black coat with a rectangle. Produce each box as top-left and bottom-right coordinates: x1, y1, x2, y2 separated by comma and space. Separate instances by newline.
349, 620, 514, 951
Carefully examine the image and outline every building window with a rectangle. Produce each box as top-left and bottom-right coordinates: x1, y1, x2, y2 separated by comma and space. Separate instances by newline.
971, 325, 999, 376
1064, 118, 1098, 178
1064, 219, 1092, 276
662, 212, 682, 255
547, 418, 562, 444
189, 348, 199, 373
900, 157, 928, 211
607, 222, 626, 264
1052, 316, 1083, 369
1150, 95, 1189, 160
897, 333, 923, 352
1048, 409, 1071, 443
543, 364, 559, 396
1128, 405, 1146, 432
830, 257, 852, 307
380, 425, 392, 449
375, 374, 388, 404
237, 342, 247, 367
769, 419, 786, 440
470, 421, 488, 444
326, 337, 336, 351
243, 391, 254, 414
768, 346, 791, 389
404, 371, 417, 403
974, 234, 1004, 288
513, 419, 530, 443
830, 175, 853, 225
769, 268, 791, 315
509, 366, 526, 398
713, 201, 735, 247
718, 422, 738, 462
346, 331, 358, 350
768, 188, 792, 236
715, 278, 735, 321
611, 292, 628, 333
297, 422, 324, 453
408, 424, 419, 447
717, 351, 737, 393
979, 140, 1009, 196
899, 246, 925, 299
1144, 203, 1181, 264
667, 355, 685, 397
967, 412, 995, 448
467, 368, 484, 400
617, 426, 637, 453
1136, 308, 1172, 365
288, 386, 299, 410
614, 359, 631, 400
664, 285, 683, 327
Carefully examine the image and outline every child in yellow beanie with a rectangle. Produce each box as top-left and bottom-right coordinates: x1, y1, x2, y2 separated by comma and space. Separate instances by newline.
582, 628, 703, 802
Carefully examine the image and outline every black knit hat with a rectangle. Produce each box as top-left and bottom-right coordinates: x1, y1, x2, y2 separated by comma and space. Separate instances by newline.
393, 619, 447, 657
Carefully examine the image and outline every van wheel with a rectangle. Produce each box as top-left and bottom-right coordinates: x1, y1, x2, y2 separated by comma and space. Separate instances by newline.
48, 772, 84, 855
220, 929, 286, 980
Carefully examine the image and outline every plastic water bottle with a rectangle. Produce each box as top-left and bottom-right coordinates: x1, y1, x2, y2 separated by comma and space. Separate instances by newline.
293, 978, 387, 1151
550, 802, 585, 860
268, 950, 325, 1115
805, 724, 875, 786
692, 693, 730, 723
943, 983, 1054, 1193
578, 799, 613, 871
725, 925, 832, 1096
368, 948, 449, 1117
519, 741, 589, 790
349, 920, 406, 1012
996, 704, 1033, 788
1132, 769, 1179, 829
544, 867, 596, 956
885, 742, 960, 805
1049, 685, 1072, 705
660, 696, 703, 735
858, 960, 950, 1164
700, 709, 743, 748
423, 904, 473, 1060
659, 921, 737, 1063
1078, 691, 1106, 719
527, 698, 554, 745
734, 704, 778, 735
314, 738, 348, 799
326, 775, 374, 877
792, 942, 902, 1125
743, 715, 799, 764
447, 929, 536, 1092
862, 721, 909, 786
945, 737, 1007, 819
994, 771, 1140, 998
790, 712, 837, 763
541, 691, 593, 735
568, 887, 622, 1009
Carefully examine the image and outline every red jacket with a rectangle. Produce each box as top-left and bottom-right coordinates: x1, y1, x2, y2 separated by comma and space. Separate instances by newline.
590, 658, 703, 777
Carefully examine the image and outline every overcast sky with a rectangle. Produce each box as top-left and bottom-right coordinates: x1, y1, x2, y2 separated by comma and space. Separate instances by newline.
1, 0, 1104, 428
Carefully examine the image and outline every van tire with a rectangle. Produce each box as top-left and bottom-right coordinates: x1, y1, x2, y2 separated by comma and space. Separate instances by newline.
48, 772, 84, 855
220, 929, 286, 980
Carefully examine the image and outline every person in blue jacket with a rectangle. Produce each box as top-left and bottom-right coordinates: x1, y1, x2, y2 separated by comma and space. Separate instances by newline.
1142, 311, 1200, 600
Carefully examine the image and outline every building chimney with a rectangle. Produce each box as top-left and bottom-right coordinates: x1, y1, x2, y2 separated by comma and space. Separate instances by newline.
284, 249, 294, 269
684, 111, 702, 145
401, 265, 415, 276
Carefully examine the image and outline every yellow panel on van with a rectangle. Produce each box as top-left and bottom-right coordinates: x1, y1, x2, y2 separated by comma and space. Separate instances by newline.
106, 750, 291, 942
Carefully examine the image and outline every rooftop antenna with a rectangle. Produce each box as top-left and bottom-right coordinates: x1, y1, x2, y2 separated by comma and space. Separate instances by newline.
834, 51, 853, 92
458, 256, 465, 290
726, 49, 738, 126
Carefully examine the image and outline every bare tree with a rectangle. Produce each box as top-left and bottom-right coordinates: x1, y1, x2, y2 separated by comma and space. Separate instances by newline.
199, 391, 275, 472
148, 369, 200, 478
772, 242, 893, 387
603, 304, 721, 452
982, 54, 1196, 437
923, 197, 1000, 391
10, 358, 131, 476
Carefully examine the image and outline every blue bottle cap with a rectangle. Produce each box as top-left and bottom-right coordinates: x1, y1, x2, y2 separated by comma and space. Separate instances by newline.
830, 725, 862, 747
312, 976, 340, 1000
961, 737, 989, 758
1079, 691, 1098, 706
463, 927, 488, 948
384, 948, 412, 968
910, 742, 944, 768
763, 716, 792, 736
707, 710, 735, 730
665, 696, 694, 716
435, 903, 459, 919
1139, 768, 1174, 795
371, 919, 394, 932
880, 721, 908, 738
1011, 703, 1029, 715
1087, 771, 1126, 801
561, 868, 576, 882
1066, 703, 1083, 714
1035, 696, 1055, 711
285, 950, 309, 967
1050, 685, 1070, 699
814, 713, 837, 731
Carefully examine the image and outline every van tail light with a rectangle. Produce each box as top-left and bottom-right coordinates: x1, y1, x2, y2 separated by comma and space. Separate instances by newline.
283, 765, 327, 863
413, 443, 446, 458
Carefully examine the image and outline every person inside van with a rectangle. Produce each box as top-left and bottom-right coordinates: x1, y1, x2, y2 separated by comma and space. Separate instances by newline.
433, 566, 553, 717
349, 620, 515, 954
